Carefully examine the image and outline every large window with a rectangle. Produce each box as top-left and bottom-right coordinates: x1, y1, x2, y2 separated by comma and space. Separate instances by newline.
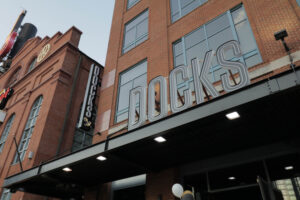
12, 96, 43, 164
116, 60, 147, 123
0, 189, 11, 200
170, 0, 208, 22
127, 0, 140, 9
123, 10, 148, 54
0, 114, 15, 153
172, 5, 262, 94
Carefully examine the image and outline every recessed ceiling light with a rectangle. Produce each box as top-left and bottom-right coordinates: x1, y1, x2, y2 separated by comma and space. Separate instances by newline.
226, 112, 240, 120
285, 166, 294, 170
154, 136, 166, 143
97, 156, 107, 161
228, 176, 236, 180
62, 167, 72, 172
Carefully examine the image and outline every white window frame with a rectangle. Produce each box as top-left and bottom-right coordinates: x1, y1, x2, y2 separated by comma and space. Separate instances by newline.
0, 114, 15, 153
115, 60, 147, 123
172, 4, 262, 89
170, 0, 208, 22
122, 9, 149, 54
12, 96, 43, 164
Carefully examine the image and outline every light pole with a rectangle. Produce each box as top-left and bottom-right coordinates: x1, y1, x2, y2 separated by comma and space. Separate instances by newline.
274, 29, 299, 83
274, 29, 296, 70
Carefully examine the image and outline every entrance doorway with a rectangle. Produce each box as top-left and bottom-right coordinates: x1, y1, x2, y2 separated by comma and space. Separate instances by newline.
183, 154, 300, 200
111, 174, 146, 200
113, 185, 145, 200
209, 186, 262, 200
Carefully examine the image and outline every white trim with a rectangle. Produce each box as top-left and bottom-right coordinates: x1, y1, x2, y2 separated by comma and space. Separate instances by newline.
78, 64, 95, 129
249, 50, 300, 79
111, 174, 146, 191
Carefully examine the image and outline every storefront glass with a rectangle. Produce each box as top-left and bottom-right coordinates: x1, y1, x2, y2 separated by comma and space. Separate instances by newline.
183, 154, 300, 200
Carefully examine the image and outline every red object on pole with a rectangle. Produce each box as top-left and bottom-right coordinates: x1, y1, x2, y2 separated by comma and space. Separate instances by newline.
0, 31, 17, 58
0, 10, 26, 59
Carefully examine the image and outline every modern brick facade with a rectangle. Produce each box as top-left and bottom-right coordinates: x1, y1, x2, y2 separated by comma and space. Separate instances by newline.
95, 0, 300, 142
92, 0, 300, 200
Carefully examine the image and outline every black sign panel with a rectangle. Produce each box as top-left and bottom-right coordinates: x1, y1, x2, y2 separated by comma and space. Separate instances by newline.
0, 87, 14, 110
78, 64, 100, 130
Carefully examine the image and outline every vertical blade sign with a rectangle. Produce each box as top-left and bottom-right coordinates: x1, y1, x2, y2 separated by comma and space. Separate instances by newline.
78, 64, 101, 130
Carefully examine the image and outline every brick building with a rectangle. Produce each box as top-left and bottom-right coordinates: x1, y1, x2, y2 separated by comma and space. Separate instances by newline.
2, 0, 300, 200
0, 27, 103, 200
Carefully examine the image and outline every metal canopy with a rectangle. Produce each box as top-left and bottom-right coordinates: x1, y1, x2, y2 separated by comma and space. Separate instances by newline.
3, 69, 300, 199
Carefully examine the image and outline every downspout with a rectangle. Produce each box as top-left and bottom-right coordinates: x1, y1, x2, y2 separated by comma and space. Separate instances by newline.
56, 54, 82, 156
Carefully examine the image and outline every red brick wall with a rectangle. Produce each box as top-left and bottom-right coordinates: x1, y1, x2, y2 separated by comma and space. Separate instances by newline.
95, 0, 300, 144
145, 169, 178, 200
0, 26, 101, 200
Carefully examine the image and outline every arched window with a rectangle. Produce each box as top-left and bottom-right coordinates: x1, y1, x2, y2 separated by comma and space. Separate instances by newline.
0, 114, 15, 153
6, 67, 21, 87
12, 96, 43, 163
27, 57, 37, 73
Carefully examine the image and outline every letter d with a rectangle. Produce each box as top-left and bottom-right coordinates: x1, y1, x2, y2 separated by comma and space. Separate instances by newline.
128, 86, 147, 131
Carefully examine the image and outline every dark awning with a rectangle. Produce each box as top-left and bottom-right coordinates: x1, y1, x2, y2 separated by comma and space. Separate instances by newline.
3, 69, 300, 199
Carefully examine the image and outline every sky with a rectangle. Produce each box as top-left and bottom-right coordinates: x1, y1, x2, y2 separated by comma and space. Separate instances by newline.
0, 0, 115, 65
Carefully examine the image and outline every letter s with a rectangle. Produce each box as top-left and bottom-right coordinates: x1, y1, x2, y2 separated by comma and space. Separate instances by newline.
216, 40, 250, 92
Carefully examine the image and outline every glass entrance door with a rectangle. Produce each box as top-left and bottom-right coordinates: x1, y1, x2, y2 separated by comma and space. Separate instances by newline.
266, 154, 300, 200
183, 154, 300, 200
209, 186, 262, 200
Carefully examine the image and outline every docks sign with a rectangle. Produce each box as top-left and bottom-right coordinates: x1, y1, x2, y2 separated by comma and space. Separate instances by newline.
78, 64, 101, 130
128, 40, 250, 130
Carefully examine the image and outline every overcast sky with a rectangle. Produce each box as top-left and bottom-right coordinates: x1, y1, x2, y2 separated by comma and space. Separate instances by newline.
0, 0, 115, 65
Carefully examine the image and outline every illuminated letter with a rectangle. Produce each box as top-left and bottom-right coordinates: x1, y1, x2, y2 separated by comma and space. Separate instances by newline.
169, 65, 192, 113
216, 40, 250, 92
128, 86, 147, 131
191, 50, 219, 104
148, 76, 168, 122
